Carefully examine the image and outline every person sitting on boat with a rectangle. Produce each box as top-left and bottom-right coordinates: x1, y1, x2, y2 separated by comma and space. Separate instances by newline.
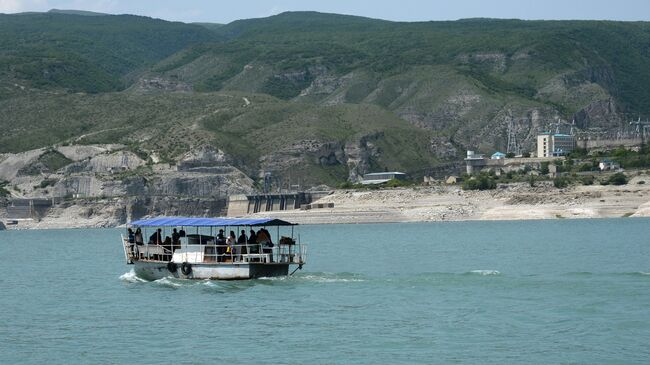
162, 236, 173, 260
179, 228, 186, 237
127, 228, 135, 243
149, 229, 162, 245
134, 228, 144, 246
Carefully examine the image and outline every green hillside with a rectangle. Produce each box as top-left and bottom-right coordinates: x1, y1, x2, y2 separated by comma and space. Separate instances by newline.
2, 11, 650, 186
0, 12, 218, 94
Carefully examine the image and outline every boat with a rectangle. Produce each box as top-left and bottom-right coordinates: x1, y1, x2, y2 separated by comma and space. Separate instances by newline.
120, 217, 307, 280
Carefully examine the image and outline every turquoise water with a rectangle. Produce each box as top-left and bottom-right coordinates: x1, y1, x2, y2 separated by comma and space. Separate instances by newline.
1, 219, 649, 364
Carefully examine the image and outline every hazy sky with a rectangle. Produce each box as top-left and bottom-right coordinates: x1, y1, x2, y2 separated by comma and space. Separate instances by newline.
1, 0, 649, 23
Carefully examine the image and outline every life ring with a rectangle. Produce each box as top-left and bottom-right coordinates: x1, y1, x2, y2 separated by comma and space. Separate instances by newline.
181, 262, 192, 276
167, 261, 178, 273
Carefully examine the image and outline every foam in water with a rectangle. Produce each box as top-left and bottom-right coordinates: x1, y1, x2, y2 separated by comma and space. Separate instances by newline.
153, 276, 184, 288
468, 270, 501, 276
119, 269, 147, 283
258, 272, 366, 283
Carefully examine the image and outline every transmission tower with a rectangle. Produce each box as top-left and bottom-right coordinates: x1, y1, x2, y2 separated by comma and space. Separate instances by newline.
506, 115, 519, 155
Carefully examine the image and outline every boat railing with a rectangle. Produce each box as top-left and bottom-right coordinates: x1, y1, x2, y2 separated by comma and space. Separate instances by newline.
122, 238, 307, 265
122, 237, 174, 262
183, 242, 307, 264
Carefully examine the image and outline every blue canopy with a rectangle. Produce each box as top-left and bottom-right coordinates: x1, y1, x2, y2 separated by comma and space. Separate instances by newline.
128, 217, 296, 227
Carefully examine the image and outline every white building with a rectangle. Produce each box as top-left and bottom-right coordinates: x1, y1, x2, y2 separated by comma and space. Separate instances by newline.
361, 172, 407, 185
537, 133, 576, 157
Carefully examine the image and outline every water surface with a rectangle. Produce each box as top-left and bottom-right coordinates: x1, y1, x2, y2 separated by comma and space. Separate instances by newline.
1, 219, 649, 364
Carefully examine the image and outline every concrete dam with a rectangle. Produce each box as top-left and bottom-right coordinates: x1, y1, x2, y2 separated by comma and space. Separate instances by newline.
227, 192, 330, 216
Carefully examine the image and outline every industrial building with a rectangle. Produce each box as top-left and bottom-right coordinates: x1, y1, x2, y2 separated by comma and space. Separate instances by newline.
361, 172, 407, 185
537, 133, 576, 157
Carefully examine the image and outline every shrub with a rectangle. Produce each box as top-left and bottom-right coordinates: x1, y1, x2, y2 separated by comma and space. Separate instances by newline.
462, 174, 497, 190
608, 172, 628, 186
580, 175, 595, 185
384, 178, 410, 188
540, 161, 550, 175
38, 178, 58, 189
553, 176, 570, 188
0, 180, 9, 197
338, 181, 354, 189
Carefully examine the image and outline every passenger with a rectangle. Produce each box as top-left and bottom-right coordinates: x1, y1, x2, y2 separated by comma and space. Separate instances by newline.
238, 230, 248, 255
134, 228, 144, 246
227, 231, 238, 259
216, 229, 226, 244
179, 228, 186, 237
248, 229, 258, 254
171, 228, 181, 250
257, 228, 274, 262
149, 228, 162, 245
256, 228, 273, 246
126, 228, 135, 257
227, 230, 237, 245
163, 236, 172, 259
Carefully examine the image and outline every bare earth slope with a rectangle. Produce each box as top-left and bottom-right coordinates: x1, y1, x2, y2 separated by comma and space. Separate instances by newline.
247, 177, 650, 224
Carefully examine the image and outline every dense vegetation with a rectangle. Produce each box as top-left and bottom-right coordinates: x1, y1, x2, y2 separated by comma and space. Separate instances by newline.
0, 13, 217, 94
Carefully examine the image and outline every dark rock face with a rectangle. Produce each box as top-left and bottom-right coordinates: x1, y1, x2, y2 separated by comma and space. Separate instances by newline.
430, 136, 459, 160
132, 77, 193, 92
125, 196, 227, 222
345, 133, 382, 182
573, 98, 621, 130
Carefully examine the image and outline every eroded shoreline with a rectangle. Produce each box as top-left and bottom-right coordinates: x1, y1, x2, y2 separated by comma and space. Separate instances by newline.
4, 175, 650, 229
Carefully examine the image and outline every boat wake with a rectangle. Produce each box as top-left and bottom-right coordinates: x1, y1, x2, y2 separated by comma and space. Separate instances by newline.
467, 270, 501, 276
259, 272, 367, 283
119, 269, 147, 283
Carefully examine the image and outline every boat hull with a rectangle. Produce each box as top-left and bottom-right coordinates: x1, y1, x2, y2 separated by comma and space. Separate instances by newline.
133, 260, 290, 280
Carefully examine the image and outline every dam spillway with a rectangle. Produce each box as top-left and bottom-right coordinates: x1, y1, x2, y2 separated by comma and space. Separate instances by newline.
227, 192, 330, 216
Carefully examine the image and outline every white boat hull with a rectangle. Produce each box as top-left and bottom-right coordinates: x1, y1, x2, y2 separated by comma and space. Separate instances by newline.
133, 260, 290, 280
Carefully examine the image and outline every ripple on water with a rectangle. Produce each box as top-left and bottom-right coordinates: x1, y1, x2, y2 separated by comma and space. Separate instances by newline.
467, 270, 501, 276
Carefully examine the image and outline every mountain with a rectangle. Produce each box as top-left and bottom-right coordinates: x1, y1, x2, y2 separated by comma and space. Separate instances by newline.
0, 12, 219, 94
2, 11, 650, 191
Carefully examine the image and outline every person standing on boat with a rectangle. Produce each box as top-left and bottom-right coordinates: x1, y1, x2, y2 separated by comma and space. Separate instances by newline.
248, 229, 258, 254
238, 230, 248, 254
216, 229, 226, 244
127, 228, 135, 258
134, 228, 144, 246
225, 230, 237, 261
171, 228, 181, 251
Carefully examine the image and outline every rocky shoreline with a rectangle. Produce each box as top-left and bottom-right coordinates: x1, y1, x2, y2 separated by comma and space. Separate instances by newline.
4, 176, 650, 229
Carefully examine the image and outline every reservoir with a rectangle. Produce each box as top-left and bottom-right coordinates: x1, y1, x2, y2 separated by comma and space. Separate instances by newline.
1, 219, 649, 364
